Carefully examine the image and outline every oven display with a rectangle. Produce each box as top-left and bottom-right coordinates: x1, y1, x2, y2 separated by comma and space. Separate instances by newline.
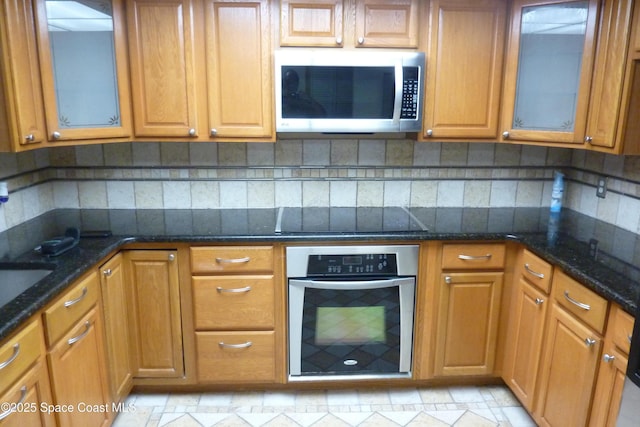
307, 253, 398, 276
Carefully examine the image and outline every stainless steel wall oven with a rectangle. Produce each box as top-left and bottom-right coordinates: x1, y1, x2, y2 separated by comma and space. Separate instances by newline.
286, 245, 418, 381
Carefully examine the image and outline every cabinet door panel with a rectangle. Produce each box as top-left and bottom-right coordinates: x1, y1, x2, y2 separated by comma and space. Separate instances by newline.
205, 0, 273, 139
423, 0, 506, 139
589, 346, 627, 427
354, 0, 419, 48
0, 361, 55, 427
434, 272, 503, 376
280, 0, 343, 47
127, 0, 198, 137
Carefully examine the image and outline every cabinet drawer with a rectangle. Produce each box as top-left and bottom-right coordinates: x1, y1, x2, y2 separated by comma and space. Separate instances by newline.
193, 276, 275, 330
441, 243, 505, 270
43, 270, 99, 346
191, 246, 273, 274
0, 319, 42, 394
610, 304, 634, 355
552, 270, 608, 334
520, 249, 553, 293
196, 331, 276, 383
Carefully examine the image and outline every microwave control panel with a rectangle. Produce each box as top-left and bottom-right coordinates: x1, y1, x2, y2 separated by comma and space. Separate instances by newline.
307, 253, 398, 277
401, 67, 419, 120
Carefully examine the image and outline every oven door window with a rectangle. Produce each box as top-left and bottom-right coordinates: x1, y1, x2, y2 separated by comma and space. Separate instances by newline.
301, 287, 401, 375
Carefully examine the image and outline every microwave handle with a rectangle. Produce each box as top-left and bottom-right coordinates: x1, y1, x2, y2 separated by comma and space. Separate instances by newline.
393, 63, 403, 124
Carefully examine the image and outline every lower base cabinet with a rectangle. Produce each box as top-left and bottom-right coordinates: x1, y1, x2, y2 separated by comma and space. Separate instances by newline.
195, 331, 276, 383
0, 360, 55, 427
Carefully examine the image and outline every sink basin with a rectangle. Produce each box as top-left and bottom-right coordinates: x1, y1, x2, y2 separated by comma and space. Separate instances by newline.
0, 266, 54, 309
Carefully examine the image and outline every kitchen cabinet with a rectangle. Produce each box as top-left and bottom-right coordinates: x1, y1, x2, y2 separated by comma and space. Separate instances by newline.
279, 0, 344, 47
0, 319, 54, 427
589, 304, 634, 426
503, 249, 553, 412
534, 270, 607, 427
33, 0, 132, 143
204, 0, 273, 139
422, 0, 506, 140
433, 243, 505, 377
99, 253, 133, 404
191, 245, 281, 384
279, 0, 419, 48
353, 0, 419, 48
124, 250, 183, 378
47, 307, 111, 427
0, 0, 47, 152
127, 0, 200, 138
501, 0, 599, 145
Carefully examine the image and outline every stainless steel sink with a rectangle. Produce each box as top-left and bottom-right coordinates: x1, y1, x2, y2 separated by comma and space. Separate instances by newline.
0, 267, 54, 308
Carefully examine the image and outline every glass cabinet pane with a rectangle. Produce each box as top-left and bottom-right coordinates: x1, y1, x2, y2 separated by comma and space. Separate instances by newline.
513, 1, 588, 132
44, 0, 121, 130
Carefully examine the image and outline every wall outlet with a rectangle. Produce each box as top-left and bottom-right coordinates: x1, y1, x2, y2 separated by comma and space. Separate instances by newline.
596, 177, 607, 198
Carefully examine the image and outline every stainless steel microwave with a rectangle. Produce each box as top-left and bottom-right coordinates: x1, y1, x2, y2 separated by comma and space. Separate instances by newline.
275, 50, 425, 134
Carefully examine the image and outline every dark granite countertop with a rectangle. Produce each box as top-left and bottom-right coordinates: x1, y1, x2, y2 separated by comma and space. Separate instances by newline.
1, 207, 639, 342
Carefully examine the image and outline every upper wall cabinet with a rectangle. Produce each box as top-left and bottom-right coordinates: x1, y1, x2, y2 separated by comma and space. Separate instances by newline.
205, 0, 273, 139
127, 0, 200, 138
0, 0, 47, 152
34, 0, 132, 142
422, 0, 507, 140
279, 0, 419, 48
501, 0, 598, 145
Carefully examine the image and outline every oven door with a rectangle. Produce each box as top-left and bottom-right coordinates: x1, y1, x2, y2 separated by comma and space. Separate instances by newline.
288, 277, 415, 379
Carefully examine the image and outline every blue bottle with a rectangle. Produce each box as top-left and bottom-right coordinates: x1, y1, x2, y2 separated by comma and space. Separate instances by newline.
550, 171, 564, 213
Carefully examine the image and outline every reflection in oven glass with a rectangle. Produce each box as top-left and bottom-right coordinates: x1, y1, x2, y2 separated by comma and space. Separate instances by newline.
315, 306, 386, 345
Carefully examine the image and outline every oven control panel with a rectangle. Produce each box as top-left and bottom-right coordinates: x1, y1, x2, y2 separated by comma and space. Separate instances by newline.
307, 254, 398, 277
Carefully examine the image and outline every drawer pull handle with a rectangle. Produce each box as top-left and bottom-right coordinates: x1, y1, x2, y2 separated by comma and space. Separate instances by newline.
458, 254, 492, 261
0, 344, 20, 370
603, 354, 615, 363
218, 341, 252, 349
564, 291, 591, 311
0, 386, 27, 421
215, 257, 251, 264
535, 298, 544, 305
585, 338, 597, 347
216, 286, 252, 294
64, 287, 88, 308
67, 321, 91, 346
524, 263, 545, 279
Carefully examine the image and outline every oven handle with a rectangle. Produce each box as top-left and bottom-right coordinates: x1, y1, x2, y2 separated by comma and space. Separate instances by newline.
290, 277, 412, 291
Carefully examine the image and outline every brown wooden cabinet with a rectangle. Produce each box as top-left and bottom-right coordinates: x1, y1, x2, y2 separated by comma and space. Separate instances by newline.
0, 319, 54, 427
280, 0, 344, 47
503, 249, 553, 412
191, 245, 280, 384
501, 0, 599, 145
353, 0, 419, 48
433, 243, 505, 377
127, 0, 200, 138
534, 271, 607, 427
99, 253, 133, 404
589, 304, 634, 427
204, 0, 273, 139
124, 250, 183, 379
422, 0, 506, 140
0, 0, 47, 152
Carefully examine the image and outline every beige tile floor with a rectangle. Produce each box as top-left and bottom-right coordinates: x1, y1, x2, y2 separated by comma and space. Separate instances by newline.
112, 385, 537, 426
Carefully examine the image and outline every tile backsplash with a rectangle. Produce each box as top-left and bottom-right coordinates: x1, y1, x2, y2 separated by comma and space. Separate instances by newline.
1, 139, 639, 235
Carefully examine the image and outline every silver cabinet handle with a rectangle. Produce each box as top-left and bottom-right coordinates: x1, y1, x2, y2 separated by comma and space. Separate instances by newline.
52, 131, 61, 140
188, 128, 196, 137
502, 131, 510, 139
585, 136, 593, 143
336, 36, 343, 45
0, 344, 20, 370
524, 263, 545, 279
585, 338, 597, 347
358, 37, 365, 44
629, 335, 633, 345
458, 254, 492, 260
168, 253, 175, 261
64, 287, 88, 308
215, 256, 251, 264
218, 341, 252, 349
426, 129, 433, 137
216, 286, 252, 294
103, 268, 112, 277
564, 291, 591, 311
0, 386, 27, 421
25, 134, 35, 142
210, 128, 217, 136
603, 354, 615, 362
535, 298, 544, 305
445, 276, 452, 284
67, 321, 91, 345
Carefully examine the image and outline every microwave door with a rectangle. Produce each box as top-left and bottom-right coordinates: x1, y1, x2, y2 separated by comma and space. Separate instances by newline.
393, 62, 403, 125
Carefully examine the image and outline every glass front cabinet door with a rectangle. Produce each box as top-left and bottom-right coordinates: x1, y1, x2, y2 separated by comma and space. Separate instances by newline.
501, 0, 598, 144
34, 0, 131, 142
